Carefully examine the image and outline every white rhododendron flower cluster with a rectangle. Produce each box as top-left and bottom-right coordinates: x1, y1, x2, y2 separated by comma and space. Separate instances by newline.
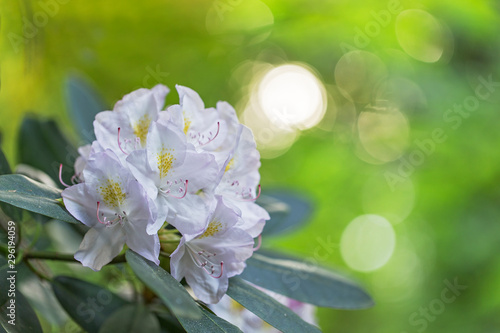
61, 84, 269, 303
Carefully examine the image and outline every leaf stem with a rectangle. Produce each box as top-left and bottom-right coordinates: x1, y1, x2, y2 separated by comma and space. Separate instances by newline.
24, 250, 127, 264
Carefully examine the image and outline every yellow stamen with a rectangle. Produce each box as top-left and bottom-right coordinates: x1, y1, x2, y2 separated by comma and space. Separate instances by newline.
157, 148, 175, 179
133, 114, 151, 145
198, 221, 222, 239
184, 118, 192, 134
98, 180, 126, 208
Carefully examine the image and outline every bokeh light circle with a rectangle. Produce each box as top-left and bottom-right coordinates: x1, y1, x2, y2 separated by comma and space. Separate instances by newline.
340, 214, 396, 272
257, 64, 327, 131
357, 107, 410, 163
395, 9, 445, 63
335, 50, 387, 104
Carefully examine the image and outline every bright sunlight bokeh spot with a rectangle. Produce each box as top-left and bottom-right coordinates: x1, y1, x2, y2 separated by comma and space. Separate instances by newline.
257, 64, 327, 131
341, 214, 396, 272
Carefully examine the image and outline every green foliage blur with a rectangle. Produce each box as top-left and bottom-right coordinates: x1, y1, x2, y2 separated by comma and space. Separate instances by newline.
1, 0, 499, 332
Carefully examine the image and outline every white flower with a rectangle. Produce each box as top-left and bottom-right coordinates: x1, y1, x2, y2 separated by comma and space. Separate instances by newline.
126, 120, 219, 235
94, 84, 170, 162
217, 126, 270, 237
167, 85, 241, 168
61, 150, 160, 271
170, 196, 254, 304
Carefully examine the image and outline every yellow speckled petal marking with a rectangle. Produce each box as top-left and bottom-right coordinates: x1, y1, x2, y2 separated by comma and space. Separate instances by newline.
157, 148, 175, 179
224, 158, 234, 173
98, 180, 126, 208
133, 114, 151, 145
183, 119, 192, 134
198, 221, 222, 239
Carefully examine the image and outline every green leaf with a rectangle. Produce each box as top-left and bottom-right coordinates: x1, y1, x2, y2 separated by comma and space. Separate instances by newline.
0, 174, 78, 224
258, 191, 313, 237
0, 258, 43, 333
99, 304, 161, 333
0, 149, 11, 175
126, 251, 243, 333
51, 276, 129, 333
125, 251, 202, 320
0, 149, 23, 222
150, 305, 186, 333
178, 307, 243, 333
65, 75, 107, 143
226, 277, 321, 333
0, 291, 43, 333
17, 116, 78, 187
240, 251, 374, 309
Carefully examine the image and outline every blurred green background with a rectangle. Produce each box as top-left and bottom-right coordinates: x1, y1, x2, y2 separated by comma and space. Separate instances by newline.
1, 0, 500, 332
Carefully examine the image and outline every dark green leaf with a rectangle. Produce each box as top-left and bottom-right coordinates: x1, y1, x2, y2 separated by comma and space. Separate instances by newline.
17, 116, 78, 187
258, 190, 313, 237
0, 174, 78, 224
52, 276, 129, 333
0, 149, 11, 175
0, 268, 42, 333
227, 277, 321, 333
99, 304, 161, 333
150, 305, 186, 333
240, 251, 374, 309
181, 308, 243, 333
65, 75, 107, 143
125, 250, 202, 320
126, 251, 243, 333
0, 149, 23, 222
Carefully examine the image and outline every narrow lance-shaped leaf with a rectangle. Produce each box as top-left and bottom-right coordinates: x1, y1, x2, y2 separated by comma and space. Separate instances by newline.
226, 277, 321, 333
240, 251, 374, 309
17, 116, 78, 187
65, 75, 107, 143
0, 174, 78, 224
0, 148, 23, 221
125, 250, 202, 320
51, 276, 130, 333
125, 251, 242, 333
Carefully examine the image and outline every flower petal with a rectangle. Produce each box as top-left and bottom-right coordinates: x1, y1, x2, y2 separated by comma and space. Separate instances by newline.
74, 226, 126, 271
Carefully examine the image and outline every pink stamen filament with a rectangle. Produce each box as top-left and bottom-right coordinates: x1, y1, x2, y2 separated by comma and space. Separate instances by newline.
199, 122, 220, 147
188, 247, 223, 278
58, 164, 70, 188
239, 184, 261, 202
117, 127, 129, 155
168, 180, 188, 199
96, 201, 123, 226
253, 234, 262, 252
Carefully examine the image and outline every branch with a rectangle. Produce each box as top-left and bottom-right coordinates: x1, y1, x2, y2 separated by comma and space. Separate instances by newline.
23, 250, 127, 264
